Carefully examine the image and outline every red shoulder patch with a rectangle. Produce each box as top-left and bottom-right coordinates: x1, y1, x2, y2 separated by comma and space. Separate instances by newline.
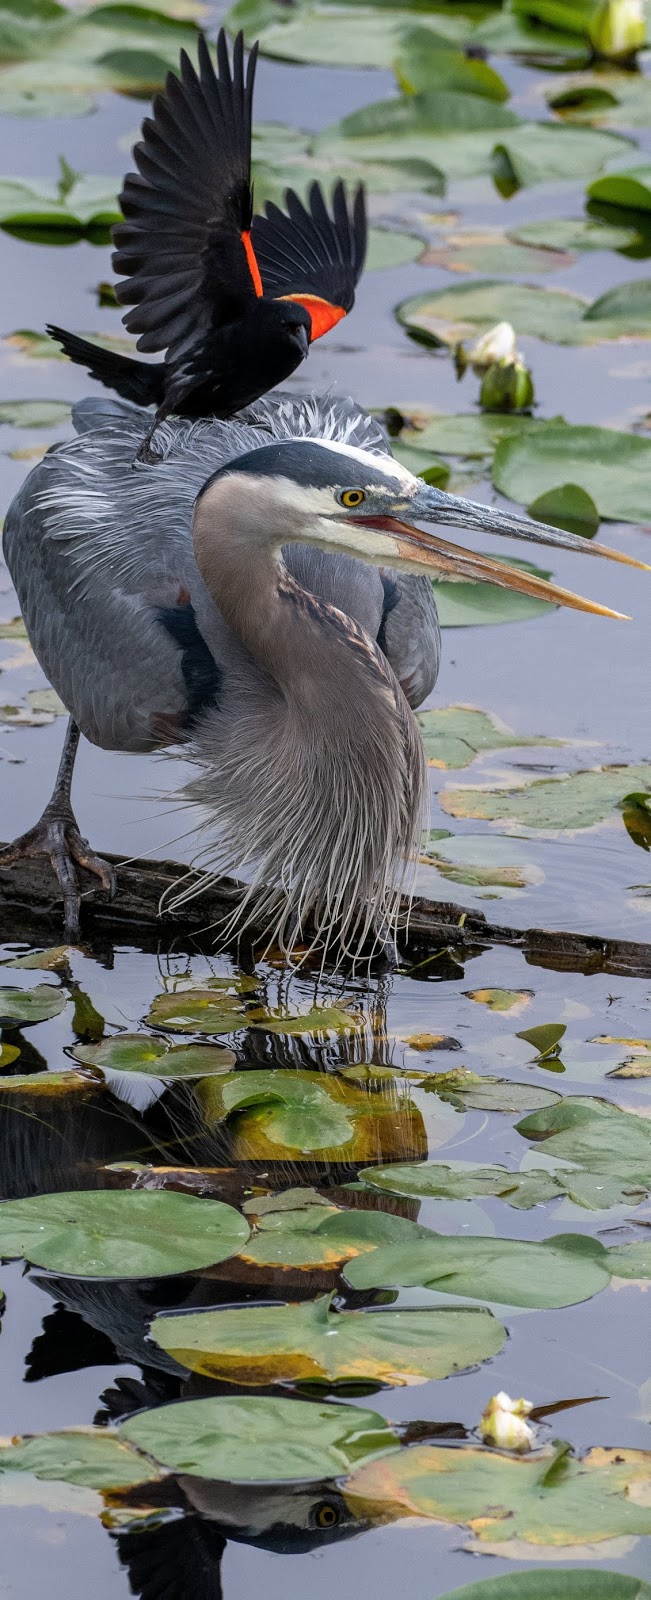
278, 293, 346, 341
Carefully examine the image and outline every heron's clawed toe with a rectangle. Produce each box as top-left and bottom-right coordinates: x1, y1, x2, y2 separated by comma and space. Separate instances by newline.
0, 810, 116, 940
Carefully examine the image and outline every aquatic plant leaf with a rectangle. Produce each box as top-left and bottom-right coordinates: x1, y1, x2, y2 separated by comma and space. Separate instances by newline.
395, 29, 509, 101
0, 983, 66, 1025
509, 215, 641, 251
433, 558, 555, 628
0, 1189, 249, 1277
4, 327, 136, 362
366, 227, 424, 270
197, 1068, 429, 1163
72, 1034, 236, 1077
416, 706, 561, 770
393, 411, 543, 458
465, 989, 533, 1013
145, 990, 249, 1034
70, 988, 104, 1043
0, 4, 200, 118
436, 1573, 651, 1599
361, 1161, 563, 1209
121, 1394, 398, 1482
586, 278, 651, 325
527, 484, 600, 538
5, 945, 70, 970
0, 617, 27, 640
151, 1294, 506, 1386
608, 1242, 651, 1279
549, 72, 651, 128
588, 163, 651, 210
440, 765, 651, 830
247, 1004, 363, 1036
0, 1070, 97, 1096
517, 1022, 567, 1058
0, 174, 120, 232
0, 1043, 20, 1067
344, 1443, 651, 1544
423, 1067, 560, 1113
240, 8, 469, 70
0, 400, 70, 427
516, 1097, 651, 1184
421, 228, 570, 275
344, 1231, 610, 1306
238, 1203, 431, 1269
0, 1429, 161, 1489
398, 279, 650, 349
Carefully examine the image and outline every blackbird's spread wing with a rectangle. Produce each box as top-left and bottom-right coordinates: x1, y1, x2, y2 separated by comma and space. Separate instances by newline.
112, 31, 261, 365
251, 181, 367, 340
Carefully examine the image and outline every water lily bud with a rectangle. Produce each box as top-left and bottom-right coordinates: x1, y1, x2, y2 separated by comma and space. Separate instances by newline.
469, 321, 517, 374
480, 359, 535, 414
589, 0, 646, 59
479, 1391, 535, 1452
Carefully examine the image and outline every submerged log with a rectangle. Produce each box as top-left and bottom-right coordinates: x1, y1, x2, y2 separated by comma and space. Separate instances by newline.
0, 844, 650, 977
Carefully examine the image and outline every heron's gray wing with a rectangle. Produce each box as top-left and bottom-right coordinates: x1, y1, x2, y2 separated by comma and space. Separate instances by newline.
378, 571, 441, 709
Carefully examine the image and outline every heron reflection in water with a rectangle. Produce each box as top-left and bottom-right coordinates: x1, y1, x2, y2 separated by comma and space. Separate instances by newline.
1, 392, 642, 955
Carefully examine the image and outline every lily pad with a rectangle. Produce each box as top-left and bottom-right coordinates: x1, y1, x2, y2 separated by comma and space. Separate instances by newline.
516, 1096, 651, 1186
366, 227, 424, 270
196, 1069, 428, 1164
607, 1242, 651, 1279
72, 1034, 236, 1077
0, 1429, 161, 1490
151, 1293, 506, 1386
440, 764, 651, 831
361, 1161, 564, 1209
0, 983, 67, 1026
422, 1068, 560, 1114
0, 1071, 97, 1097
0, 400, 70, 427
528, 484, 600, 538
234, 6, 468, 70
421, 227, 571, 276
509, 215, 642, 251
248, 1004, 363, 1036
0, 1189, 250, 1277
398, 279, 651, 349
396, 411, 541, 459
416, 705, 562, 770
145, 990, 249, 1034
395, 29, 509, 102
0, 174, 120, 234
238, 1203, 431, 1270
549, 73, 651, 129
4, 327, 136, 363
0, 1043, 20, 1068
588, 163, 651, 210
5, 946, 70, 970
344, 1231, 611, 1307
0, 2, 200, 118
517, 1022, 567, 1058
436, 1574, 651, 1599
433, 558, 556, 628
465, 989, 533, 1013
121, 1394, 398, 1483
344, 1442, 651, 1545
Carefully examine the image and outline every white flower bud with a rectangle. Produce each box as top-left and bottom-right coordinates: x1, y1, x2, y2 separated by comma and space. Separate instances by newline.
589, 0, 646, 59
469, 321, 518, 373
479, 1391, 536, 1452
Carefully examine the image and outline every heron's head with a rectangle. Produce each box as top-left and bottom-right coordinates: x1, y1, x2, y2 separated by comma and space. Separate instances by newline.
195, 437, 647, 617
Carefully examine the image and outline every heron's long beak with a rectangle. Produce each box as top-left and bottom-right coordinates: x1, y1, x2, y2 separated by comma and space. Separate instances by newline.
348, 485, 648, 620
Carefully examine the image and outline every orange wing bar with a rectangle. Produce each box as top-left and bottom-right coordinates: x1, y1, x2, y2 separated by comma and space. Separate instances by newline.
241, 231, 263, 298
279, 294, 346, 341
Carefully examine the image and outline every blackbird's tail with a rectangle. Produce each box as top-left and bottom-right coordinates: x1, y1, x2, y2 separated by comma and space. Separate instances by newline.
46, 324, 165, 408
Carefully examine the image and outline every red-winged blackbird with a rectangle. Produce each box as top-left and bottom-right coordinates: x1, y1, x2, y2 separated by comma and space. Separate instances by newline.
47, 30, 366, 458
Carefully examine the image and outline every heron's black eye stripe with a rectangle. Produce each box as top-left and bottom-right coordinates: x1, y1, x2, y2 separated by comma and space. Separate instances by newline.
339, 488, 366, 508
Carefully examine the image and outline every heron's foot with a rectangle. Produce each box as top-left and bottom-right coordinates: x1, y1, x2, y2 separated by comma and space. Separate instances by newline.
0, 807, 116, 940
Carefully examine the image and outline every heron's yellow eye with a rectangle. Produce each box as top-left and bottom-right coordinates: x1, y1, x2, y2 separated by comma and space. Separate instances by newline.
315, 1503, 340, 1528
340, 489, 366, 508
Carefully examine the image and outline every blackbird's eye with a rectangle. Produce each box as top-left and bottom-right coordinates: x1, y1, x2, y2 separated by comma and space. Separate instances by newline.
339, 489, 366, 508
313, 1501, 341, 1528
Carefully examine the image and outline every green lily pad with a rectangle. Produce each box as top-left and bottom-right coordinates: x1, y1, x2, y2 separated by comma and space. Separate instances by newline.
465, 988, 533, 1013
0, 617, 27, 640
361, 1160, 563, 1209
440, 764, 651, 830
0, 400, 70, 427
0, 174, 120, 234
509, 215, 642, 251
0, 1189, 250, 1277
0, 1043, 20, 1068
0, 1429, 161, 1490
549, 72, 651, 128
248, 1004, 363, 1036
196, 1069, 429, 1164
528, 484, 600, 538
395, 28, 509, 101
0, 983, 67, 1026
345, 1442, 651, 1545
253, 120, 445, 204
5, 327, 136, 362
121, 1394, 398, 1483
233, 6, 467, 70
344, 1231, 611, 1306
436, 1573, 651, 1600
422, 1067, 560, 1114
433, 557, 556, 628
416, 705, 562, 770
517, 1096, 651, 1185
588, 162, 651, 210
366, 227, 424, 271
151, 1293, 506, 1386
5, 946, 70, 970
398, 277, 651, 349
421, 227, 571, 276
0, 1071, 99, 1097
396, 411, 542, 458
473, 6, 592, 63
238, 1203, 432, 1270
607, 1241, 651, 1279
0, 2, 200, 118
72, 1034, 236, 1077
517, 1022, 567, 1058
145, 990, 249, 1034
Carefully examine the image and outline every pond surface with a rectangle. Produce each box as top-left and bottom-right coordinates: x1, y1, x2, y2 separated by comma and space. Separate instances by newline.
0, 2, 651, 1596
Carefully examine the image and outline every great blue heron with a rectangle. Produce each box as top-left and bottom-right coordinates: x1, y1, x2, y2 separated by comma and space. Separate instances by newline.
1, 392, 640, 953
47, 30, 366, 460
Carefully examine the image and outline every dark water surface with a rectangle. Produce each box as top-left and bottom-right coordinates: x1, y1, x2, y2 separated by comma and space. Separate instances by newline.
0, 13, 651, 1600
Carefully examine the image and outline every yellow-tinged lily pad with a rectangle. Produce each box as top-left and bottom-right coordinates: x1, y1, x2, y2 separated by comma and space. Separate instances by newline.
416, 705, 562, 769
344, 1442, 651, 1545
5, 946, 70, 970
0, 1070, 98, 1096
440, 765, 651, 831
145, 990, 249, 1034
72, 1034, 236, 1077
196, 1068, 429, 1164
150, 1293, 506, 1386
464, 988, 533, 1013
0, 983, 67, 1025
238, 1202, 431, 1271
0, 1428, 162, 1490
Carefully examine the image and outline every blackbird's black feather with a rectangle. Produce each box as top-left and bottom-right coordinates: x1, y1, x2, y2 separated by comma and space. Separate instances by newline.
48, 30, 366, 444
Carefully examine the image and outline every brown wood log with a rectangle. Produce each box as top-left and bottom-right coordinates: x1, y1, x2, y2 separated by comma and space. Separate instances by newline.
1, 844, 650, 977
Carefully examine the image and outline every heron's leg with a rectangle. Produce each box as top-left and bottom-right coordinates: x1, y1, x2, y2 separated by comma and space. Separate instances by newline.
0, 717, 116, 939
